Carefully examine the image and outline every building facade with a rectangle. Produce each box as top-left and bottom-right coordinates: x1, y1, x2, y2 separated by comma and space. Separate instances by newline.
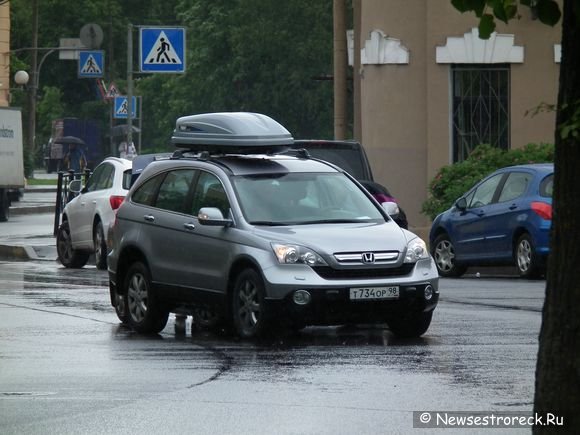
356, 0, 561, 229
0, 1, 10, 107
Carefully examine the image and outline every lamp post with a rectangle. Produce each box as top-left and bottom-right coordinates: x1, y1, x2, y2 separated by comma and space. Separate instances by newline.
13, 47, 56, 177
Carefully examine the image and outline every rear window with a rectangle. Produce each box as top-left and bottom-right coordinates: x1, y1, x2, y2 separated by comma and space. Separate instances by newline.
540, 174, 553, 198
293, 142, 371, 180
123, 169, 133, 190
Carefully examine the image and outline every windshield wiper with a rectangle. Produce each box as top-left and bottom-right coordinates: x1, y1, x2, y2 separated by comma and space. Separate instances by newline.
249, 221, 288, 226
294, 219, 365, 225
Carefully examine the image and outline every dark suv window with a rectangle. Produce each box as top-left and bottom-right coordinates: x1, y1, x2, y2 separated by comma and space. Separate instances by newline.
191, 172, 230, 217
155, 169, 196, 213
132, 174, 164, 206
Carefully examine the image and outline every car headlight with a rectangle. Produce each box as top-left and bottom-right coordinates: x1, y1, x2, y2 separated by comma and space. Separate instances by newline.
271, 243, 328, 266
404, 237, 429, 263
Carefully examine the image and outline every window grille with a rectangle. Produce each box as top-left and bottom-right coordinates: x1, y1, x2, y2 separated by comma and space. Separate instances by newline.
452, 64, 510, 162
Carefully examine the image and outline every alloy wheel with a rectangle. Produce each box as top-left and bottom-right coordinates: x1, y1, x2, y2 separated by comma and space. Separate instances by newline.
57, 227, 73, 264
237, 279, 261, 330
434, 239, 455, 272
517, 239, 532, 273
127, 272, 148, 323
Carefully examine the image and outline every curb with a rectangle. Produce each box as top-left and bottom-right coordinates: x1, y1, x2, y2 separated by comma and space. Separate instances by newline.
0, 244, 38, 261
0, 243, 57, 262
10, 205, 56, 216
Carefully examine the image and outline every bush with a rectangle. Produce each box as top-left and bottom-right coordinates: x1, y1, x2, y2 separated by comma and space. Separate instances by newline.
422, 143, 554, 220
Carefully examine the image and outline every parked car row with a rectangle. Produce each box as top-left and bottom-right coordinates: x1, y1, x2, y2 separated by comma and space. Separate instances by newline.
54, 112, 552, 342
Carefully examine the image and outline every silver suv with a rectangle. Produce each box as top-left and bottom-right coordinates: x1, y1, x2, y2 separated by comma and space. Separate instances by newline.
107, 112, 439, 338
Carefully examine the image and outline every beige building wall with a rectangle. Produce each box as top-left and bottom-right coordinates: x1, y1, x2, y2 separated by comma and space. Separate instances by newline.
359, 0, 561, 231
0, 2, 10, 107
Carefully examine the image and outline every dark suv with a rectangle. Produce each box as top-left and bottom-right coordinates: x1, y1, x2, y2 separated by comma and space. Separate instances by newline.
107, 113, 438, 339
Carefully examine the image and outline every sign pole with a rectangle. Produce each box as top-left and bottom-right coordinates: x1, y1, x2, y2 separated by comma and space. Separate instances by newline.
126, 24, 133, 151
138, 96, 143, 154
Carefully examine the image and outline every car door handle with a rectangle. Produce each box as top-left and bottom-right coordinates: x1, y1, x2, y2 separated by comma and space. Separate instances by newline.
476, 210, 485, 217
509, 204, 518, 210
143, 215, 155, 222
92, 200, 97, 204
183, 223, 196, 231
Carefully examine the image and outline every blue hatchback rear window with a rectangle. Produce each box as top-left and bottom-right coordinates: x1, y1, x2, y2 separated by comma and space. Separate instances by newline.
540, 174, 553, 198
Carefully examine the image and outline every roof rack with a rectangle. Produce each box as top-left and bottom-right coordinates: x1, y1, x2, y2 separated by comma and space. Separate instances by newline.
283, 148, 311, 159
171, 112, 294, 155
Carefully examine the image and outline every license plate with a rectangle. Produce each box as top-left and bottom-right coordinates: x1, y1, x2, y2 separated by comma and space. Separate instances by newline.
349, 286, 400, 300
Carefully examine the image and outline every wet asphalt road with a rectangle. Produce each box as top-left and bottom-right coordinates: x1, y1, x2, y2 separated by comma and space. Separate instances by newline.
0, 261, 544, 434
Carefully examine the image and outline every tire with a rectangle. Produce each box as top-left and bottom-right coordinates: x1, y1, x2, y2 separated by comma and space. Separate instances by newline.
112, 285, 129, 324
515, 233, 543, 279
0, 189, 8, 222
387, 310, 433, 338
93, 221, 108, 270
125, 262, 169, 334
232, 269, 270, 339
432, 234, 467, 278
56, 221, 90, 268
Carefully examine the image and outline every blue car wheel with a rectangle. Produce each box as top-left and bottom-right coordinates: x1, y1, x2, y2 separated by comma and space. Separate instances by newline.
432, 234, 467, 278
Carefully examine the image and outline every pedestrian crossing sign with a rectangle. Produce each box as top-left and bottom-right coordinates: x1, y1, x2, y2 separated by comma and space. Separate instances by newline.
78, 50, 104, 78
140, 27, 186, 73
113, 96, 138, 119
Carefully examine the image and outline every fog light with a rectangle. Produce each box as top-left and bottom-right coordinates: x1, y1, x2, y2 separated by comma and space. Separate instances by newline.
293, 290, 311, 305
424, 285, 434, 301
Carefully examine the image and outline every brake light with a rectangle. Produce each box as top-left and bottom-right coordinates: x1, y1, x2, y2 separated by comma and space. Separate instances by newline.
531, 201, 552, 220
109, 195, 125, 211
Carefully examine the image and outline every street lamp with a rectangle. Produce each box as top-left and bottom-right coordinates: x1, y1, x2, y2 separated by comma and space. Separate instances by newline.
13, 48, 55, 177
13, 69, 35, 177
14, 70, 29, 87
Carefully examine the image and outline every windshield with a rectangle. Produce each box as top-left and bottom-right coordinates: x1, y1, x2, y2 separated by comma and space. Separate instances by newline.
233, 172, 385, 225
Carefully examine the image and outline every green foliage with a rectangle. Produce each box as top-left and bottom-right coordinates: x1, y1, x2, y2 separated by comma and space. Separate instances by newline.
36, 86, 64, 149
422, 143, 555, 220
450, 0, 562, 38
10, 0, 336, 164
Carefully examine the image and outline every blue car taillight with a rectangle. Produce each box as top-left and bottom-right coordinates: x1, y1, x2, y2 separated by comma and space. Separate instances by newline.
531, 201, 552, 220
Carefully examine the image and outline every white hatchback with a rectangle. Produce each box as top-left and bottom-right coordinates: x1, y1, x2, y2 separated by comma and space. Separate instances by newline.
57, 157, 132, 269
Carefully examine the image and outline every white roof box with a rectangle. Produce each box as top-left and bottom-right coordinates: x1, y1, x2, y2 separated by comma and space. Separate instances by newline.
171, 112, 294, 153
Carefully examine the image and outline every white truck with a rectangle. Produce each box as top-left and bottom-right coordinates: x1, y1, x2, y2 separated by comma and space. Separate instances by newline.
0, 107, 25, 222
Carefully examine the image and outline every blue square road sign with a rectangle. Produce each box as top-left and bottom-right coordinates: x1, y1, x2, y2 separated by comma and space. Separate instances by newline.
114, 96, 138, 119
78, 50, 104, 78
140, 27, 186, 73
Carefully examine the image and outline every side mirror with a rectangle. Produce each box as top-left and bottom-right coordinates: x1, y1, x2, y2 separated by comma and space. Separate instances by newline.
68, 179, 83, 194
381, 201, 400, 216
198, 207, 232, 227
455, 197, 467, 211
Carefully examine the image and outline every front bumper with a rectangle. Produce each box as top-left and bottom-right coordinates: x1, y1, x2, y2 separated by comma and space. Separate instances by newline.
265, 283, 438, 326
261, 257, 439, 326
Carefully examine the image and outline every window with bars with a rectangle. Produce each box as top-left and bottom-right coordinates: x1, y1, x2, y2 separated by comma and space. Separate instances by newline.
452, 64, 510, 162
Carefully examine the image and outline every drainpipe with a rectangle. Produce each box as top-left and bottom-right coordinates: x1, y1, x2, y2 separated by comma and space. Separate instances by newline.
333, 0, 347, 140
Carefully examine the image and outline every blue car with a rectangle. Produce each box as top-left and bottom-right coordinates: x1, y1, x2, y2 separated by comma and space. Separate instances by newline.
429, 163, 553, 279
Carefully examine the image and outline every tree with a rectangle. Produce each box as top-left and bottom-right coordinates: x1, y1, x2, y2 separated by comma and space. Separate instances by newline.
451, 1, 579, 432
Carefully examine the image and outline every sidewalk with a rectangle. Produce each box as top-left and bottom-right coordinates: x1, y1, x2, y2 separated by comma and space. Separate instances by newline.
1, 171, 59, 261
0, 212, 57, 261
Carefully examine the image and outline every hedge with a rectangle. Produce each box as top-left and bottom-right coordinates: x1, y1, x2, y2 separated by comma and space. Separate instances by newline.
422, 143, 554, 220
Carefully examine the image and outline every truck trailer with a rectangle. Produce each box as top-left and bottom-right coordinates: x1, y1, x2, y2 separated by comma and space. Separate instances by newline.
0, 107, 25, 222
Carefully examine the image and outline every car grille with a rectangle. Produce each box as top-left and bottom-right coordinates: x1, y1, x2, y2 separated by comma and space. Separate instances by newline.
311, 263, 414, 280
333, 250, 400, 264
